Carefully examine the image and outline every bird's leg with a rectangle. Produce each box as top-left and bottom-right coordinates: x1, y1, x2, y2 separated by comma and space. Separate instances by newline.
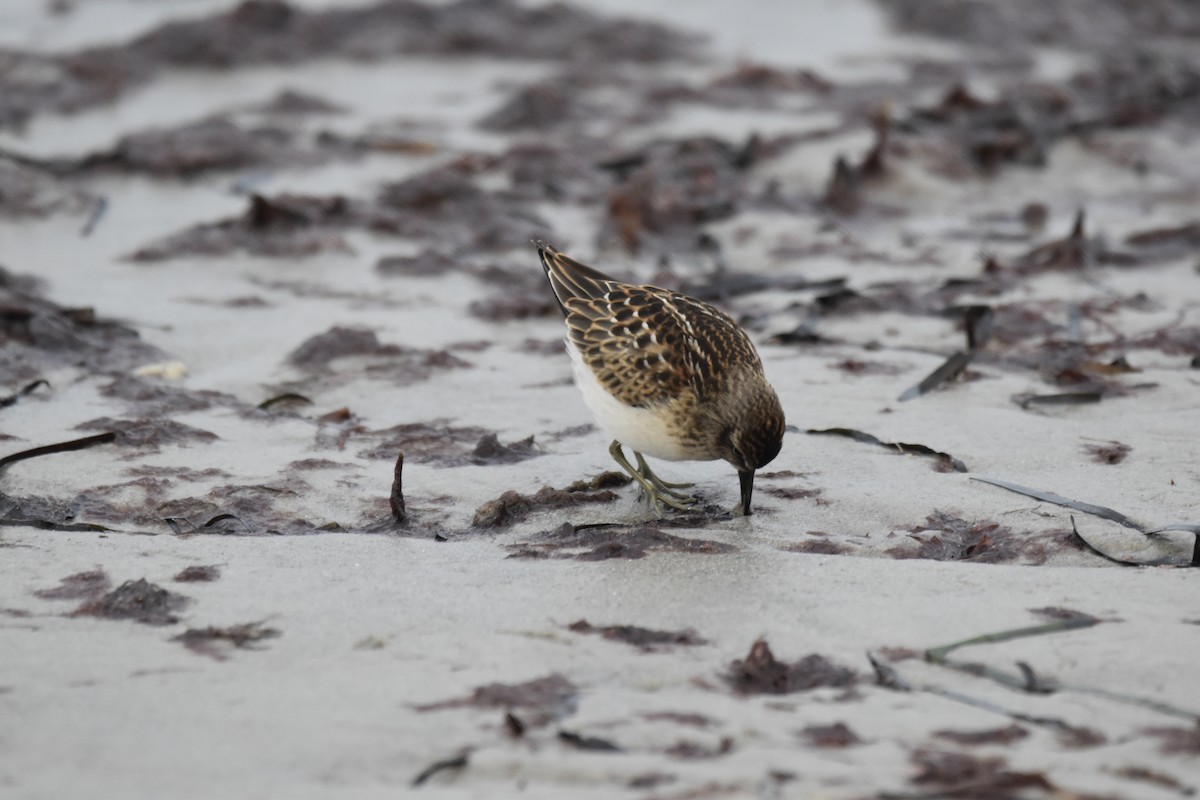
607, 440, 694, 516
633, 452, 696, 503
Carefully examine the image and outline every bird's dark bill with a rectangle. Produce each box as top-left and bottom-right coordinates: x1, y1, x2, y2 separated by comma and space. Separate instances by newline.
738, 469, 755, 516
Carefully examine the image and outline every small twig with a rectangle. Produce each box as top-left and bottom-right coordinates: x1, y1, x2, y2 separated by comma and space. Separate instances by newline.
0, 379, 49, 409
390, 451, 406, 522
80, 196, 108, 237
411, 752, 469, 788
925, 617, 1200, 722
0, 432, 116, 471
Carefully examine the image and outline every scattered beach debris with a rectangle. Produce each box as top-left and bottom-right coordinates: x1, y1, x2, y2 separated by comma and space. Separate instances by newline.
507, 522, 734, 560
411, 751, 470, 788
725, 639, 857, 695
566, 619, 707, 652
173, 621, 280, 660
558, 730, 621, 752
32, 569, 110, 600
0, 432, 116, 471
973, 476, 1200, 566
0, 379, 48, 409
173, 565, 221, 583
389, 452, 406, 523
798, 722, 861, 749
73, 579, 188, 625
472, 486, 619, 528
808, 428, 966, 472
934, 724, 1029, 747
415, 673, 578, 728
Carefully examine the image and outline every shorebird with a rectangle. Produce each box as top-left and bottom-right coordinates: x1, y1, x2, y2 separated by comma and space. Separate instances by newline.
536, 241, 785, 516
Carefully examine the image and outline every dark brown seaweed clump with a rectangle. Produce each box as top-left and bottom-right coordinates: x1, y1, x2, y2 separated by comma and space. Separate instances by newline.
73, 579, 189, 625
725, 639, 857, 695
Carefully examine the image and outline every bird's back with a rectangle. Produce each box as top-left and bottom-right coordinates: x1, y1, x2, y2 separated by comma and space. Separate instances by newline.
537, 242, 765, 411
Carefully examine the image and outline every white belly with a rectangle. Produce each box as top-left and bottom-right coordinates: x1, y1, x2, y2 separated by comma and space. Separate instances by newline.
567, 342, 693, 461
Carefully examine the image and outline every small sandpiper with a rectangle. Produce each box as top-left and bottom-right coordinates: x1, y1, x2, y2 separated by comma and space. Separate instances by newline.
536, 241, 785, 516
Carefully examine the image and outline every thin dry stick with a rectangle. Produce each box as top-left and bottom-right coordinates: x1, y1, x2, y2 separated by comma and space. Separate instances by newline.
926, 618, 1200, 723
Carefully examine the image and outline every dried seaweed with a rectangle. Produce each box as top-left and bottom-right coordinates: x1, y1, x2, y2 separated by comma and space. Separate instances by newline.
665, 737, 734, 760
1143, 726, 1200, 756
888, 512, 1059, 564
257, 393, 313, 411
165, 514, 251, 535
0, 379, 48, 408
898, 304, 995, 402
602, 137, 749, 253
925, 615, 1200, 723
558, 730, 621, 752
799, 722, 860, 748
0, 432, 115, 471
973, 476, 1200, 567
1083, 440, 1130, 464
508, 522, 734, 560
74, 418, 217, 450
1015, 391, 1103, 409
567, 619, 707, 651
0, 0, 700, 131
906, 748, 1056, 799
808, 428, 966, 472
73, 579, 188, 625
389, 452, 406, 522
415, 674, 577, 728
174, 621, 280, 660
725, 639, 857, 695
33, 569, 110, 600
470, 433, 540, 465
472, 486, 618, 528
933, 725, 1029, 747
174, 565, 221, 583
129, 193, 355, 261
411, 752, 469, 788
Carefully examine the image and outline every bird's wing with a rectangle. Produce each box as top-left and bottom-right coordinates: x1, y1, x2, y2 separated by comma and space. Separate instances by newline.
537, 243, 762, 408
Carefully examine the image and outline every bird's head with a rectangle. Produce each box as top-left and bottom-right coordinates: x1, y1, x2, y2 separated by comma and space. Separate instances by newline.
717, 376, 785, 516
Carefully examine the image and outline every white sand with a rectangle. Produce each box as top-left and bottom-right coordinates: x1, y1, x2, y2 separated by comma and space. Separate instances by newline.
1, 1, 1199, 798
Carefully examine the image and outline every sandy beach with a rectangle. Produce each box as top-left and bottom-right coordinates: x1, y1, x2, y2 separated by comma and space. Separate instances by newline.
2, 1, 1199, 797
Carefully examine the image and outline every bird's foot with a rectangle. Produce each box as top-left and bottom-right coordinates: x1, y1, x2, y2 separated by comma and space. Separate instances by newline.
634, 453, 697, 504
611, 441, 697, 517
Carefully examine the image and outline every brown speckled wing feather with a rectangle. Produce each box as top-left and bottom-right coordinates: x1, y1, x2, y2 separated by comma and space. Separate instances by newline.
537, 243, 762, 408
